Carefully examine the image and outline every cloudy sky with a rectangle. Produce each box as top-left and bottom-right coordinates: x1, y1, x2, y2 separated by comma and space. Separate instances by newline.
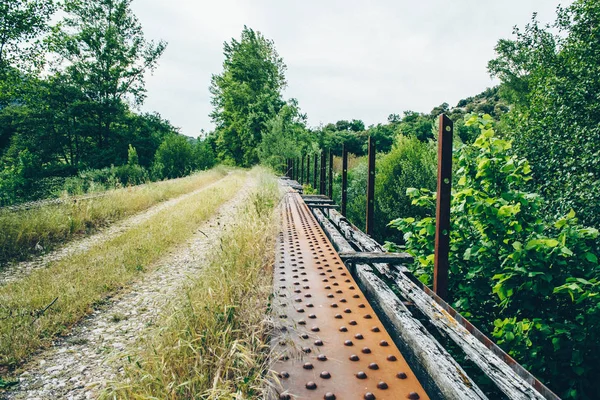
131, 0, 569, 138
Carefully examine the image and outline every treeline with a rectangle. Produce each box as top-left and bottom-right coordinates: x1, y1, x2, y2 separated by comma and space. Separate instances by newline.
0, 0, 216, 206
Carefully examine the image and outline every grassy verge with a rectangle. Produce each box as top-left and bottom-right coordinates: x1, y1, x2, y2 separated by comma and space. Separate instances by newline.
0, 171, 246, 369
0, 167, 229, 265
103, 168, 280, 399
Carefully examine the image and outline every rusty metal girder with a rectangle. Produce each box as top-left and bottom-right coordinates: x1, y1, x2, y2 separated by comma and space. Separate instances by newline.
270, 192, 429, 400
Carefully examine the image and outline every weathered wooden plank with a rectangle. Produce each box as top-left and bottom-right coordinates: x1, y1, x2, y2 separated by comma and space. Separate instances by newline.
391, 269, 549, 400
312, 208, 355, 253
305, 203, 339, 209
355, 263, 488, 400
338, 251, 414, 264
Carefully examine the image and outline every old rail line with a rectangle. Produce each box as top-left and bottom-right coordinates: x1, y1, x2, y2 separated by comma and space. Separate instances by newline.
271, 192, 428, 400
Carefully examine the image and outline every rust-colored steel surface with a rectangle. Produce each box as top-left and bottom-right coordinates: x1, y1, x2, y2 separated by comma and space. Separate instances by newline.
271, 192, 429, 400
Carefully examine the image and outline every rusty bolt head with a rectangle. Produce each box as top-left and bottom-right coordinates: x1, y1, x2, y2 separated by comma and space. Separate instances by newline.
362, 347, 371, 354
349, 354, 360, 361
371, 326, 381, 332
349, 320, 357, 325
377, 381, 389, 390
279, 394, 291, 400
380, 340, 389, 347
344, 340, 353, 346
303, 362, 314, 370
368, 363, 379, 370
306, 381, 317, 390
355, 333, 364, 339
320, 371, 331, 379
407, 392, 420, 399
314, 339, 324, 346
397, 372, 408, 379
387, 355, 397, 361
317, 354, 327, 361
364, 392, 376, 400
280, 371, 290, 378
324, 393, 336, 400
356, 371, 368, 379
339, 326, 348, 332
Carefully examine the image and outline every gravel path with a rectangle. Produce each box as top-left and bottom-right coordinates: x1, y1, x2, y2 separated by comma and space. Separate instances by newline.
0, 174, 228, 287
3, 173, 254, 400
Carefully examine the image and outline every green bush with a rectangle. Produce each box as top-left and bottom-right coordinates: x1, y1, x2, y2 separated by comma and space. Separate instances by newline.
374, 136, 437, 242
389, 114, 600, 399
153, 135, 194, 179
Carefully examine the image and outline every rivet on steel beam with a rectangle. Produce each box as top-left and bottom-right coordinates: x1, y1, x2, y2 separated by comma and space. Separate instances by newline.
364, 393, 376, 400
306, 381, 317, 390
320, 371, 331, 379
397, 372, 408, 379
408, 392, 420, 399
356, 371, 367, 379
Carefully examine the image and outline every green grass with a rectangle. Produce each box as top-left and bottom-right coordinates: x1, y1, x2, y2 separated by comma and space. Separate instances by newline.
102, 168, 280, 399
0, 167, 229, 265
0, 171, 246, 369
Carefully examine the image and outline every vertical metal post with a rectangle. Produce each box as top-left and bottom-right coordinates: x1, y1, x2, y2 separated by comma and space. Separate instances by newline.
366, 136, 376, 236
328, 150, 333, 199
342, 145, 348, 216
313, 154, 318, 189
434, 114, 453, 300
292, 158, 295, 181
301, 155, 305, 184
320, 152, 326, 195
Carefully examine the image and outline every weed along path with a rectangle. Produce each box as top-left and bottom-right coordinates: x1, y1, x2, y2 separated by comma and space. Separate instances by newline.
0, 172, 230, 287
3, 172, 256, 400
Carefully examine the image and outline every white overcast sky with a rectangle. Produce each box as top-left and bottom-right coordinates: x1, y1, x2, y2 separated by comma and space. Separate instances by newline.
131, 0, 569, 138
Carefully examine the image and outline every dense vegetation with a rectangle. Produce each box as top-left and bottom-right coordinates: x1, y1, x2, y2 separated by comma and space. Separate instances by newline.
0, 0, 216, 207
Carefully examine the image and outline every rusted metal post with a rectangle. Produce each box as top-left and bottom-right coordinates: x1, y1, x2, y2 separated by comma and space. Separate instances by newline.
320, 151, 326, 195
313, 154, 318, 189
328, 150, 334, 199
292, 158, 295, 181
301, 155, 305, 184
342, 145, 348, 216
434, 114, 453, 300
366, 136, 375, 236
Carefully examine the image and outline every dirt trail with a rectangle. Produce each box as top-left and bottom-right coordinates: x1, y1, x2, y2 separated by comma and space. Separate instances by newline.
0, 174, 228, 287
3, 173, 254, 400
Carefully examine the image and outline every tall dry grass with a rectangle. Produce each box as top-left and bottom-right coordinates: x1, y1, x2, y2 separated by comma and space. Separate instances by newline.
0, 167, 229, 265
103, 169, 280, 399
0, 171, 245, 369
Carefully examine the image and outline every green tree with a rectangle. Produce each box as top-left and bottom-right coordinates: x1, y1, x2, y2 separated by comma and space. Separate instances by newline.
258, 99, 308, 170
0, 0, 55, 70
210, 26, 286, 166
488, 0, 600, 227
154, 135, 194, 179
52, 0, 167, 164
